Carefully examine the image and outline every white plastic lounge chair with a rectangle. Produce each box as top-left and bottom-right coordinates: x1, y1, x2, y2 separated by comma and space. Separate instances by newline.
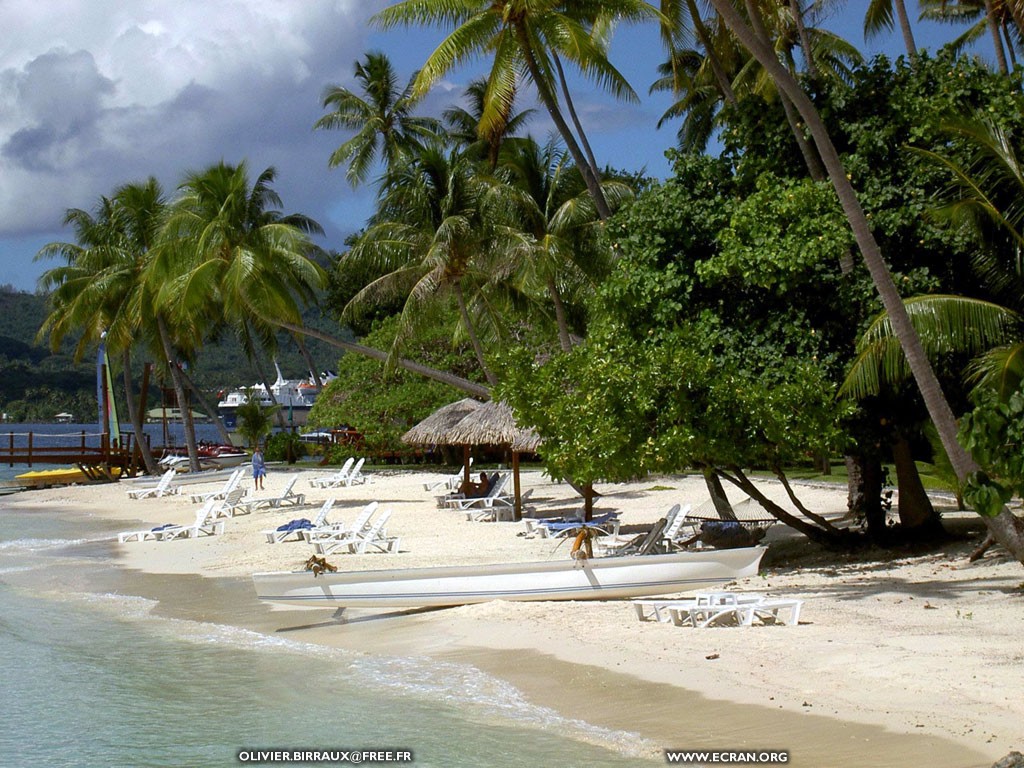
423, 458, 473, 492
593, 504, 687, 556
309, 458, 354, 489
444, 473, 511, 511
314, 509, 398, 555
339, 457, 368, 486
263, 499, 335, 544
126, 469, 180, 499
249, 477, 306, 509
305, 502, 379, 545
118, 499, 225, 542
189, 468, 244, 504
633, 592, 802, 628
204, 488, 251, 519
346, 509, 399, 554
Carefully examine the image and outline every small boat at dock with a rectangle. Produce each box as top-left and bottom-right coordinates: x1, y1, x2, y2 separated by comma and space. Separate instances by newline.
252, 547, 766, 609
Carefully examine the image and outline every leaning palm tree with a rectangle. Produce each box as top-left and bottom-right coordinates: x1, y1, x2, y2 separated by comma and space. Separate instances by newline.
373, 0, 661, 221
156, 161, 328, 435
704, 0, 1024, 561
315, 51, 442, 186
343, 142, 501, 384
865, 0, 921, 63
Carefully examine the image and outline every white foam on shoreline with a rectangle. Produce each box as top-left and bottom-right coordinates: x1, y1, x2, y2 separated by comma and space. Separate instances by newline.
51, 586, 655, 759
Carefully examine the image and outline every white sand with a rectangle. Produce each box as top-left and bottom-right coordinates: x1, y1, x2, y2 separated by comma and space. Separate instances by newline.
11, 465, 1024, 765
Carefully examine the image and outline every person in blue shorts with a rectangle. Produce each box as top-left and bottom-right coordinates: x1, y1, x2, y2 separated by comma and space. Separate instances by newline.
252, 445, 266, 491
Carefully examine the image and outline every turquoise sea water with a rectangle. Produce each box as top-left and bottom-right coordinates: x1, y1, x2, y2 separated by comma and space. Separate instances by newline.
0, 506, 656, 768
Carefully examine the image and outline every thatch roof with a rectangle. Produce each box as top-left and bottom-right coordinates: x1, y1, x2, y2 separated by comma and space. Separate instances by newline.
401, 398, 483, 446
511, 427, 542, 454
446, 400, 526, 447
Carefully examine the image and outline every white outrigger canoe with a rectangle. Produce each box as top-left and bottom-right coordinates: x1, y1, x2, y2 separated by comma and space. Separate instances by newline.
252, 547, 766, 609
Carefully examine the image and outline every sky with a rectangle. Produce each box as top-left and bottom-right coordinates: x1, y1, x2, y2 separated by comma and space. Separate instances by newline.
0, 1, 978, 293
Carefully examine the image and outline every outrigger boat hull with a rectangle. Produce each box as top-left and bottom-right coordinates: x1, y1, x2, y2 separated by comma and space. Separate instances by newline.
252, 547, 767, 609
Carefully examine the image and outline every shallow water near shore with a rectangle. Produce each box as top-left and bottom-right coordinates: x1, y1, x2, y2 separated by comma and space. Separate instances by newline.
0, 507, 658, 767
0, 503, 993, 768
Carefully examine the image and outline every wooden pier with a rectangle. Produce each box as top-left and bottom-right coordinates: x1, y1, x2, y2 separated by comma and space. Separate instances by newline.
0, 430, 136, 480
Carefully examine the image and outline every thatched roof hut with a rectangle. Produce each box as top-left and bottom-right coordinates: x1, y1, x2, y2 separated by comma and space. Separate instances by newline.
401, 398, 483, 446
511, 427, 542, 454
445, 400, 523, 446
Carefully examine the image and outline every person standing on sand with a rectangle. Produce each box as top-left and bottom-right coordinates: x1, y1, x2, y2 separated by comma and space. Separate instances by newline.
252, 446, 266, 491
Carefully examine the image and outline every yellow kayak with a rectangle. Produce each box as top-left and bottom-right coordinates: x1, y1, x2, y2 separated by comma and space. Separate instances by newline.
16, 466, 123, 487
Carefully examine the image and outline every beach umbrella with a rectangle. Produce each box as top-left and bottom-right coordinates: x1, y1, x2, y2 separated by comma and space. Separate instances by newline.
401, 398, 483, 485
445, 401, 536, 520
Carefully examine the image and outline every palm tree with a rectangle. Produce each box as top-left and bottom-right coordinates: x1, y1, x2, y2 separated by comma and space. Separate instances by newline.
486, 137, 631, 350
920, 0, 1017, 73
443, 78, 535, 167
843, 116, 1024, 401
343, 142, 500, 384
705, 0, 1024, 561
315, 51, 441, 186
372, 0, 661, 221
156, 161, 328, 436
35, 182, 168, 475
865, 0, 921, 63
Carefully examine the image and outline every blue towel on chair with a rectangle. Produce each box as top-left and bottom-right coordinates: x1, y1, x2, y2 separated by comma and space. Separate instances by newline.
276, 518, 312, 532
151, 523, 176, 531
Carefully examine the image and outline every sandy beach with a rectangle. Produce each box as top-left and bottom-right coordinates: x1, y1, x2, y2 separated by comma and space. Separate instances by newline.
9, 465, 1024, 767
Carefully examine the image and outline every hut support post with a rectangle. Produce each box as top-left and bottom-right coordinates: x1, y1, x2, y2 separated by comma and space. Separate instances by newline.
463, 445, 471, 487
513, 451, 522, 521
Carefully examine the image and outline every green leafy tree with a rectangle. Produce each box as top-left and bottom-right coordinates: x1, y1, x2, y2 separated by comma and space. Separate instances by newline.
234, 390, 279, 449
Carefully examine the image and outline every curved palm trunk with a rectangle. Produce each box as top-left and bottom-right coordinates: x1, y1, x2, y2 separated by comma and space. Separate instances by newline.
275, 321, 490, 398
121, 350, 159, 475
552, 54, 602, 186
709, 0, 1024, 563
984, 0, 1010, 74
893, 0, 919, 63
454, 282, 498, 386
295, 334, 324, 389
891, 435, 940, 531
788, 0, 820, 82
156, 314, 201, 472
547, 275, 574, 352
514, 27, 612, 221
686, 0, 738, 106
744, 0, 826, 181
177, 365, 235, 444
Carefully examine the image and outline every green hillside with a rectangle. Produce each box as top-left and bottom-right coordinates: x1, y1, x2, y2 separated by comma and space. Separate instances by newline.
0, 287, 350, 422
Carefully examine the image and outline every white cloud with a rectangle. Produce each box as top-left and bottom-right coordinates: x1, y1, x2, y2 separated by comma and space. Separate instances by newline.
0, 0, 382, 241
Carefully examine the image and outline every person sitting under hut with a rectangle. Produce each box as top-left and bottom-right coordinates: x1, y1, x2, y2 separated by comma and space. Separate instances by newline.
459, 472, 490, 498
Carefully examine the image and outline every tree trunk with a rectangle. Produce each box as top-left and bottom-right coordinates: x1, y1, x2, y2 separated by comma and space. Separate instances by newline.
891, 435, 940, 531
121, 350, 159, 475
845, 453, 886, 536
553, 53, 603, 190
788, 0, 820, 82
984, 0, 1010, 74
894, 0, 919, 64
454, 281, 498, 386
274, 320, 490, 398
514, 25, 612, 220
295, 334, 324, 389
547, 274, 573, 352
708, 0, 1024, 564
687, 0, 739, 106
718, 465, 844, 544
156, 315, 200, 472
743, 0, 826, 181
702, 467, 735, 518
177, 365, 235, 444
